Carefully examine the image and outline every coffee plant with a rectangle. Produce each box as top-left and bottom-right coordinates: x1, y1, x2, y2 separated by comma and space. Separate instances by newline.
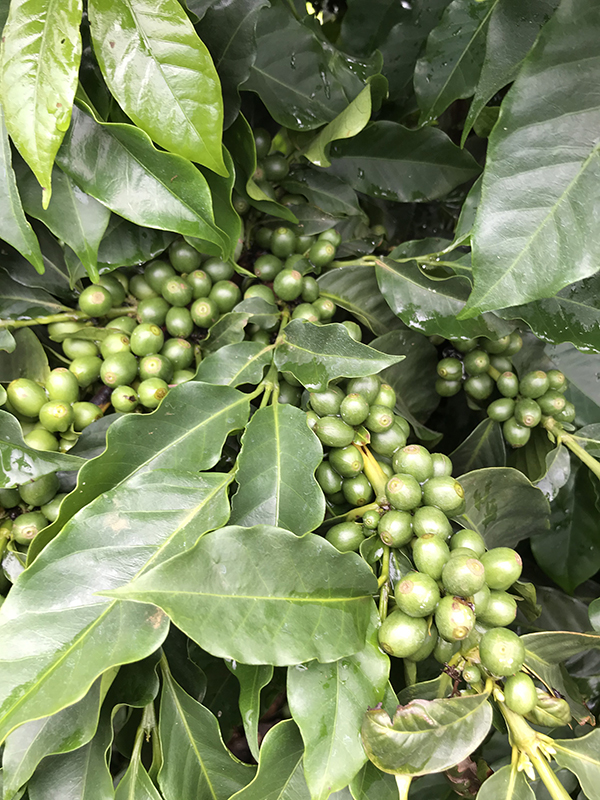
2, 0, 600, 798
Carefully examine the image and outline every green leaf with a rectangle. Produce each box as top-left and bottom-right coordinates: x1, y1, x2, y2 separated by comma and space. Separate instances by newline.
0, 0, 82, 206
463, 0, 600, 316
0, 105, 43, 272
535, 445, 571, 503
34, 381, 250, 557
202, 311, 250, 355
110, 525, 378, 666
158, 662, 254, 800
414, 0, 494, 124
5, 221, 79, 297
273, 320, 404, 392
552, 730, 600, 800
530, 461, 600, 594
452, 176, 481, 246
0, 328, 51, 385
287, 613, 389, 800
327, 121, 480, 203
375, 254, 513, 340
361, 691, 492, 776
544, 343, 600, 414
450, 419, 506, 475
226, 662, 273, 762
282, 167, 365, 220
115, 739, 163, 800
88, 0, 227, 175
197, 0, 269, 129
476, 764, 535, 800
56, 104, 227, 255
229, 719, 309, 800
317, 267, 404, 336
457, 467, 550, 547
244, 4, 373, 131
337, 0, 409, 57
230, 404, 325, 535
196, 148, 241, 260
507, 425, 558, 484
350, 760, 400, 800
2, 673, 115, 800
194, 341, 273, 387
0, 409, 83, 488
0, 469, 232, 742
0, 269, 68, 319
0, 330, 15, 353
461, 0, 560, 144
97, 216, 175, 269
15, 161, 110, 282
590, 597, 600, 631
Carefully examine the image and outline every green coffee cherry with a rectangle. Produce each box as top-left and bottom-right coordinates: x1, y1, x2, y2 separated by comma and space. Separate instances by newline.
62, 337, 100, 359
12, 511, 48, 545
412, 506, 452, 539
422, 476, 465, 515
329, 446, 363, 478
346, 376, 381, 405
78, 285, 113, 316
210, 280, 242, 313
24, 428, 59, 452
472, 584, 491, 616
138, 378, 169, 409
450, 529, 485, 558
316, 462, 343, 495
365, 404, 394, 434
514, 398, 542, 428
481, 335, 510, 355
378, 509, 413, 547
436, 379, 462, 397
395, 571, 440, 617
524, 691, 571, 727
464, 374, 494, 401
47, 320, 87, 338
254, 226, 273, 249
19, 472, 59, 507
487, 398, 515, 422
45, 368, 80, 404
7, 379, 47, 418
309, 386, 344, 416
452, 338, 478, 353
504, 332, 523, 357
301, 277, 320, 303
161, 277, 193, 307
431, 453, 453, 477
537, 390, 566, 416
373, 384, 396, 409
172, 370, 194, 385
137, 297, 170, 326
72, 402, 103, 431
130, 274, 158, 300
463, 664, 482, 685
554, 401, 576, 423
312, 297, 336, 321
377, 610, 428, 658
165, 307, 193, 339
318, 229, 342, 248
479, 628, 524, 676
314, 416, 355, 448
392, 445, 434, 483
186, 269, 213, 298
273, 269, 304, 302
191, 297, 220, 328
442, 555, 485, 597
169, 240, 202, 273
502, 673, 537, 715
39, 401, 74, 433
519, 371, 550, 399
340, 393, 370, 426
435, 596, 475, 642
254, 128, 271, 159
481, 547, 522, 590
111, 386, 139, 413
342, 474, 374, 506
412, 534, 450, 580
309, 241, 336, 269
291, 303, 319, 322
385, 473, 422, 511
245, 284, 276, 304
489, 355, 513, 374
464, 350, 490, 376
40, 492, 67, 523
100, 333, 131, 359
254, 254, 283, 282
263, 156, 290, 183
101, 352, 138, 388
369, 423, 407, 457
139, 354, 174, 383
69, 356, 102, 388
362, 508, 381, 530
503, 417, 531, 447
161, 338, 194, 371
437, 358, 462, 381
144, 259, 176, 292
547, 369, 567, 393
433, 635, 458, 664
407, 625, 438, 663
477, 591, 517, 627
98, 274, 126, 307
325, 521, 364, 552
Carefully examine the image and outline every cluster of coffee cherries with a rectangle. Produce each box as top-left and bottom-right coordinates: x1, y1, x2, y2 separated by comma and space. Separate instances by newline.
0, 470, 65, 555
435, 333, 574, 447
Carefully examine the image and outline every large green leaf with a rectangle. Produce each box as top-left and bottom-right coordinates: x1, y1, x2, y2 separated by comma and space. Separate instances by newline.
461, 0, 560, 143
0, 105, 43, 272
194, 341, 273, 387
197, 0, 269, 129
327, 122, 480, 202
229, 720, 309, 800
476, 764, 535, 800
97, 216, 175, 269
282, 167, 365, 220
337, 0, 408, 57
414, 0, 494, 124
15, 161, 110, 282
158, 662, 254, 800
88, 0, 226, 175
0, 469, 232, 742
2, 222, 78, 298
530, 460, 600, 594
457, 467, 550, 547
287, 614, 389, 800
0, 0, 82, 206
462, 0, 600, 316
0, 328, 50, 384
361, 691, 492, 775
552, 730, 600, 800
196, 148, 241, 260
33, 381, 250, 558
226, 662, 273, 762
0, 408, 83, 487
56, 104, 227, 254
230, 404, 324, 535
115, 736, 163, 800
0, 270, 68, 319
317, 267, 404, 336
110, 525, 378, 665
350, 761, 400, 800
450, 419, 506, 475
201, 311, 249, 355
273, 320, 403, 391
244, 3, 373, 131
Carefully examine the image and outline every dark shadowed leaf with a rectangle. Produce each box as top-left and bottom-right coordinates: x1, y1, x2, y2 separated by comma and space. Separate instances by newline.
0, 328, 51, 385
282, 167, 365, 220
0, 270, 68, 319
507, 425, 558, 484
97, 215, 175, 269
450, 419, 506, 475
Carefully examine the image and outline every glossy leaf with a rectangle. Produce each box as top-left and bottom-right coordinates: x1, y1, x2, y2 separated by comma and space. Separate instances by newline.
0, 330, 15, 353
0, 328, 50, 385
287, 614, 389, 799
350, 761, 399, 800
198, 0, 269, 129
228, 719, 309, 800
110, 525, 378, 666
530, 460, 600, 593
97, 216, 175, 269
15, 161, 111, 282
0, 105, 43, 272
535, 445, 571, 503
226, 662, 273, 762
0, 469, 232, 742
476, 764, 535, 800
230, 404, 325, 535
115, 741, 163, 800
590, 597, 600, 631
317, 267, 404, 336
414, 0, 493, 124
452, 176, 481, 246
450, 419, 506, 475
0, 269, 68, 319
56, 104, 227, 254
35, 381, 250, 556
282, 167, 365, 220
194, 341, 273, 387
0, 0, 82, 206
457, 467, 551, 547
462, 0, 560, 143
507, 425, 558, 484
88, 0, 226, 175
375, 254, 513, 339
327, 122, 480, 203
552, 730, 600, 800
463, 0, 600, 316
202, 312, 249, 355
544, 343, 600, 412
273, 320, 403, 391
337, 0, 409, 57
196, 148, 240, 260
158, 663, 253, 800
3, 222, 78, 297
245, 3, 372, 131
361, 691, 492, 775
0, 408, 82, 487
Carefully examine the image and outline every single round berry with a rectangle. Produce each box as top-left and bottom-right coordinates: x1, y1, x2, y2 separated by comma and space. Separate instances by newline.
450, 529, 485, 558
342, 321, 362, 342
172, 370, 194, 385
519, 371, 550, 399
40, 492, 67, 523
72, 402, 103, 431
503, 417, 531, 447
442, 554, 485, 597
362, 508, 381, 530
78, 284, 113, 316
437, 358, 462, 381
369, 423, 407, 457
537, 390, 567, 416
514, 398, 542, 428
292, 303, 319, 322
378, 509, 413, 547
325, 521, 364, 552
98, 274, 126, 307
395, 572, 440, 617
340, 393, 370, 426
209, 280, 241, 314
464, 350, 490, 376
464, 374, 494, 401
314, 416, 355, 448
100, 352, 138, 388
301, 276, 320, 303
481, 335, 510, 355
130, 274, 158, 300
422, 476, 465, 515
263, 155, 289, 183
377, 610, 428, 658
254, 226, 273, 249
316, 461, 344, 495
386, 473, 422, 511
254, 254, 283, 282
504, 332, 523, 357
111, 385, 139, 413
345, 376, 381, 405
487, 397, 515, 422
273, 269, 304, 302
24, 428, 59, 452
555, 401, 576, 423
39, 401, 74, 433
137, 297, 170, 326
62, 337, 99, 359
139, 354, 174, 383
412, 506, 452, 539
547, 369, 567, 393
254, 128, 271, 159
309, 241, 336, 269
162, 277, 193, 307
270, 226, 296, 257
392, 445, 434, 483
186, 269, 213, 298
7, 379, 47, 418
435, 596, 475, 642
318, 228, 342, 247
365, 405, 394, 434
144, 260, 176, 293
245, 284, 276, 304
329, 445, 363, 478
169, 240, 202, 273
161, 338, 194, 371
138, 378, 169, 409
0, 487, 20, 508
12, 511, 48, 545
436, 378, 462, 397
503, 673, 537, 715
309, 386, 344, 416
452, 338, 478, 353
277, 381, 302, 406
431, 453, 453, 477
434, 636, 458, 664
191, 297, 220, 328
342, 474, 374, 506
45, 368, 80, 405
69, 356, 102, 388
463, 664, 482, 685
479, 627, 524, 676
203, 258, 235, 282
473, 584, 491, 616
477, 591, 517, 627
412, 535, 450, 580
19, 472, 59, 507
481, 547, 522, 590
